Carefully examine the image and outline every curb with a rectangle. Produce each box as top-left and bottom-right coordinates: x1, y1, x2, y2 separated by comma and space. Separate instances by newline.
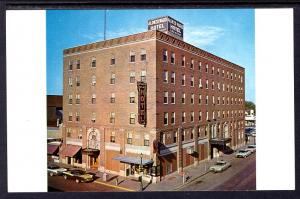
93, 180, 135, 192
173, 170, 211, 191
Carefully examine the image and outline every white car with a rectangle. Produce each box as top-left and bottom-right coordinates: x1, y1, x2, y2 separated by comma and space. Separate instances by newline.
245, 144, 256, 153
235, 149, 252, 158
48, 164, 67, 176
209, 160, 231, 173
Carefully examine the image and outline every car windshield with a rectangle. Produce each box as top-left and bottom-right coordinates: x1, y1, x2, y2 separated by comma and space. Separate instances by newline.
239, 150, 247, 153
71, 170, 85, 175
248, 146, 255, 148
48, 165, 59, 169
216, 162, 225, 166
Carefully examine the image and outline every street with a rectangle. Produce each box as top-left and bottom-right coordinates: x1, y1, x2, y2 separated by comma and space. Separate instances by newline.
180, 152, 256, 191
48, 175, 123, 192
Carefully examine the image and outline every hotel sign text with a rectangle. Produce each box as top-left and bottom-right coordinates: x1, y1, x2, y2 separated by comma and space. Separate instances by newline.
137, 81, 147, 126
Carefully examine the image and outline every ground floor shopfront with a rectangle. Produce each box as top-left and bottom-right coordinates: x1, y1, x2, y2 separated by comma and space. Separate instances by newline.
59, 120, 244, 183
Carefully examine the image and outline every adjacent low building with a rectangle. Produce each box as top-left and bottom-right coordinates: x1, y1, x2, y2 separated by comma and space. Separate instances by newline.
60, 16, 245, 183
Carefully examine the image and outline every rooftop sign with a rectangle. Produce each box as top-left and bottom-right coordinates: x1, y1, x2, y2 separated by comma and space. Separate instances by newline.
148, 16, 184, 40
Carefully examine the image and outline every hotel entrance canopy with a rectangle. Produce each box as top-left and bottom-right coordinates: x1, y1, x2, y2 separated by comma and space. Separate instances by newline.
210, 138, 232, 146
113, 156, 153, 166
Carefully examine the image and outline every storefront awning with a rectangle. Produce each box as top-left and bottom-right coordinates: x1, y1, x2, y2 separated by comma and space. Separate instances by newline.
60, 145, 81, 157
113, 156, 153, 166
82, 148, 100, 156
210, 138, 232, 146
47, 144, 59, 155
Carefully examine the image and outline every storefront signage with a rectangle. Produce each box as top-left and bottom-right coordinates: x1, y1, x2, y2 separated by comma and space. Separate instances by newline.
137, 81, 147, 126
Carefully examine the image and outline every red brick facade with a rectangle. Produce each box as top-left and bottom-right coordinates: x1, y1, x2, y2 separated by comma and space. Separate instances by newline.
61, 29, 245, 182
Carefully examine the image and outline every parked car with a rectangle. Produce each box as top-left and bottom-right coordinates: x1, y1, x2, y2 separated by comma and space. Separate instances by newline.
62, 169, 94, 183
47, 164, 67, 176
245, 144, 256, 153
209, 160, 231, 173
236, 149, 252, 158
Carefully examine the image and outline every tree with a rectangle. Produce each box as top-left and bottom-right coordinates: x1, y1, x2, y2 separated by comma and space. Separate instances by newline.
245, 101, 255, 112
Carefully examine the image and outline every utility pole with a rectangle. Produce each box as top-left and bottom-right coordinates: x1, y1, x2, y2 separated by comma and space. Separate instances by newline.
104, 9, 107, 40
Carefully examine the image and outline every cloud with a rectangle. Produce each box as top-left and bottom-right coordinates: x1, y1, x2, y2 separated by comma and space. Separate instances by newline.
184, 25, 225, 47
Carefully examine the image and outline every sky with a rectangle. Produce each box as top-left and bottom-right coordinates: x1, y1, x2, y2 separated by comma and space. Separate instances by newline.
47, 9, 255, 102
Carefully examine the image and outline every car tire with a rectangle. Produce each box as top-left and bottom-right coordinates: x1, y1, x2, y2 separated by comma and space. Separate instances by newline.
75, 178, 80, 183
49, 172, 54, 177
64, 175, 67, 180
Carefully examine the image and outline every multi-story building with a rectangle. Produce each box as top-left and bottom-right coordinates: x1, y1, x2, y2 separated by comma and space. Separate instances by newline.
60, 16, 245, 183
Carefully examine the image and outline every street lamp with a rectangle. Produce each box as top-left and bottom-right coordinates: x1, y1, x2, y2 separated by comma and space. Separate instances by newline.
140, 153, 143, 191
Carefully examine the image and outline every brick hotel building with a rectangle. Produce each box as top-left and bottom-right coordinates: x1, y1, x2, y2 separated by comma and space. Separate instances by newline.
60, 16, 245, 183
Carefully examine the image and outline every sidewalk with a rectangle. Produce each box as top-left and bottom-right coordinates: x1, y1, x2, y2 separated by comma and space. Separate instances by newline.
51, 151, 238, 192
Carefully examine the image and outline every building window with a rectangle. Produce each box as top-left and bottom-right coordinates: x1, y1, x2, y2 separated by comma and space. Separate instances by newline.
190, 58, 194, 69
227, 71, 229, 79
199, 111, 202, 121
164, 112, 168, 125
199, 94, 202, 104
164, 91, 168, 104
130, 71, 135, 83
205, 64, 208, 73
223, 83, 225, 91
198, 61, 202, 70
127, 133, 132, 144
91, 112, 96, 123
182, 74, 185, 86
130, 51, 135, 62
68, 61, 73, 70
144, 134, 150, 146
111, 93, 115, 103
211, 66, 214, 74
182, 112, 186, 123
91, 57, 96, 68
212, 81, 214, 90
76, 94, 80, 104
227, 97, 229, 105
182, 93, 185, 104
171, 72, 175, 84
129, 92, 135, 103
191, 129, 194, 139
190, 76, 194, 87
191, 112, 194, 122
91, 75, 96, 86
173, 132, 178, 143
110, 132, 116, 143
206, 111, 209, 121
217, 68, 220, 75
163, 49, 168, 62
92, 94, 96, 104
130, 113, 135, 124
67, 128, 71, 137
76, 60, 80, 69
141, 70, 146, 81
68, 112, 72, 122
218, 82, 220, 90
182, 131, 185, 141
110, 112, 115, 123
231, 72, 233, 80
227, 85, 229, 92
213, 111, 215, 119
181, 55, 185, 66
111, 57, 115, 65
206, 79, 208, 89
212, 95, 215, 105
141, 49, 147, 61
171, 52, 175, 64
222, 70, 225, 77
68, 94, 72, 104
76, 76, 80, 87
223, 97, 225, 105
171, 112, 175, 124
163, 71, 168, 83
110, 73, 116, 84
68, 77, 73, 87
171, 92, 175, 104
191, 93, 194, 104
205, 95, 208, 105
75, 112, 80, 122
199, 78, 202, 88
217, 96, 220, 105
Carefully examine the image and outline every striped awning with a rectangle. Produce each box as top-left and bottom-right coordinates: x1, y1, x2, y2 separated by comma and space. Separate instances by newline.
60, 145, 81, 157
